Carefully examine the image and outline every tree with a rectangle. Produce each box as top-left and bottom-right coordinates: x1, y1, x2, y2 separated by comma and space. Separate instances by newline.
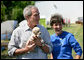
1, 1, 7, 22
1, 1, 35, 23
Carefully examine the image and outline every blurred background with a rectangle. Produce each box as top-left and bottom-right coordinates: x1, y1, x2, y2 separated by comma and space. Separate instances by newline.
1, 1, 83, 59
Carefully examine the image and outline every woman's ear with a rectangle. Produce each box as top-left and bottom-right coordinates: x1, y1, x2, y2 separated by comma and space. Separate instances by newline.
51, 25, 53, 28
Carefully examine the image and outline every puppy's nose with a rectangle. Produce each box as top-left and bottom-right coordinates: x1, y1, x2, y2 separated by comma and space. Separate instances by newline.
34, 25, 37, 27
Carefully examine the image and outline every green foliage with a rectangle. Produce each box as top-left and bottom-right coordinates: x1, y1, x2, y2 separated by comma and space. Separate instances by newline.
39, 18, 46, 28
1, 1, 7, 22
11, 7, 23, 22
1, 1, 35, 23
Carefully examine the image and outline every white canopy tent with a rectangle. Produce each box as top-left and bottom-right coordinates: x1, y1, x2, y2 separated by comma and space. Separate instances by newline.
1, 20, 18, 40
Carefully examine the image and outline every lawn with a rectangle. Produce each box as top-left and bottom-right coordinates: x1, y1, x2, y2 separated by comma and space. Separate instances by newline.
1, 23, 83, 59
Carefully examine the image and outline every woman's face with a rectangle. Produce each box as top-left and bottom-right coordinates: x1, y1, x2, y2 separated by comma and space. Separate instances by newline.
52, 22, 62, 35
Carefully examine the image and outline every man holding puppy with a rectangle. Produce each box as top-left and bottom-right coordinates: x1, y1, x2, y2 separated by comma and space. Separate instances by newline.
8, 5, 52, 59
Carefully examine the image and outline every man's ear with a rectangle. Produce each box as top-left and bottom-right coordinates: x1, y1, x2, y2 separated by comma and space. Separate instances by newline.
25, 16, 30, 20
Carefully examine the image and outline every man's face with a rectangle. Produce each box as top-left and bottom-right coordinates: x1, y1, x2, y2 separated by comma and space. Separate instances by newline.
28, 8, 40, 26
52, 22, 62, 35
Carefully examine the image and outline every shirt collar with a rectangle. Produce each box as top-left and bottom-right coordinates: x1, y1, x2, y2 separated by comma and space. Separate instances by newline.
55, 31, 64, 37
24, 23, 31, 31
24, 24, 39, 31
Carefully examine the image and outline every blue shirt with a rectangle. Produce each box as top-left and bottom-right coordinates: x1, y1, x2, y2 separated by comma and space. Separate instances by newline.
50, 31, 82, 59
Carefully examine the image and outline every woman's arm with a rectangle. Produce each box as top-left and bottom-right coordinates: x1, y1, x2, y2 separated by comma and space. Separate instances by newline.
50, 53, 53, 59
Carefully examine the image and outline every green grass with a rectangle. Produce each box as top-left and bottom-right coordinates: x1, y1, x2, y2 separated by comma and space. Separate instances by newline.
1, 49, 16, 59
1, 24, 83, 59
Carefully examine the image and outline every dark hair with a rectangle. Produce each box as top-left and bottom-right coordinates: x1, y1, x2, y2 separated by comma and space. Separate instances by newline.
50, 13, 65, 26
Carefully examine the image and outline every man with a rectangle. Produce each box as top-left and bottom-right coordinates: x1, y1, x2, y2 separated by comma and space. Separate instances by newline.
8, 5, 52, 59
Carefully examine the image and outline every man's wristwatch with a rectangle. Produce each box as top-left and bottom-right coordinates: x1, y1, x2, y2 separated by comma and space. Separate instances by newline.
41, 43, 45, 47
40, 39, 45, 47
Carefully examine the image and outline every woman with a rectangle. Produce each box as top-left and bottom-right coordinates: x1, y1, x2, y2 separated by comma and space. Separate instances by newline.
50, 13, 82, 59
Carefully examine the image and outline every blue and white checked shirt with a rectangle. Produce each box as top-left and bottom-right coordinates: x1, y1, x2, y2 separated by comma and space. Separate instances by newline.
8, 24, 53, 59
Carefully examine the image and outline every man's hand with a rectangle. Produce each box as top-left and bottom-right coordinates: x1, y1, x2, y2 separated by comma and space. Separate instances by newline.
33, 36, 42, 47
25, 40, 36, 52
33, 36, 50, 53
14, 36, 37, 56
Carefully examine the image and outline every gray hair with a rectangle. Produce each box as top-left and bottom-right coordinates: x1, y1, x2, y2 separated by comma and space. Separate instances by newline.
23, 5, 38, 19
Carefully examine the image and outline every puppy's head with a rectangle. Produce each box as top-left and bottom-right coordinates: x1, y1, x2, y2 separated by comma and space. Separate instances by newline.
32, 27, 40, 35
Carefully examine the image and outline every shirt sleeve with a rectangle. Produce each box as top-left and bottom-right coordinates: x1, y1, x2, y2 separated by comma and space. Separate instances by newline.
69, 34, 82, 56
43, 28, 53, 53
8, 29, 20, 57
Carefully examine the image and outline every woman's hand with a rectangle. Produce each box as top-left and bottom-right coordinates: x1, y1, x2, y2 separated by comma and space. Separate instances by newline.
75, 55, 81, 59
